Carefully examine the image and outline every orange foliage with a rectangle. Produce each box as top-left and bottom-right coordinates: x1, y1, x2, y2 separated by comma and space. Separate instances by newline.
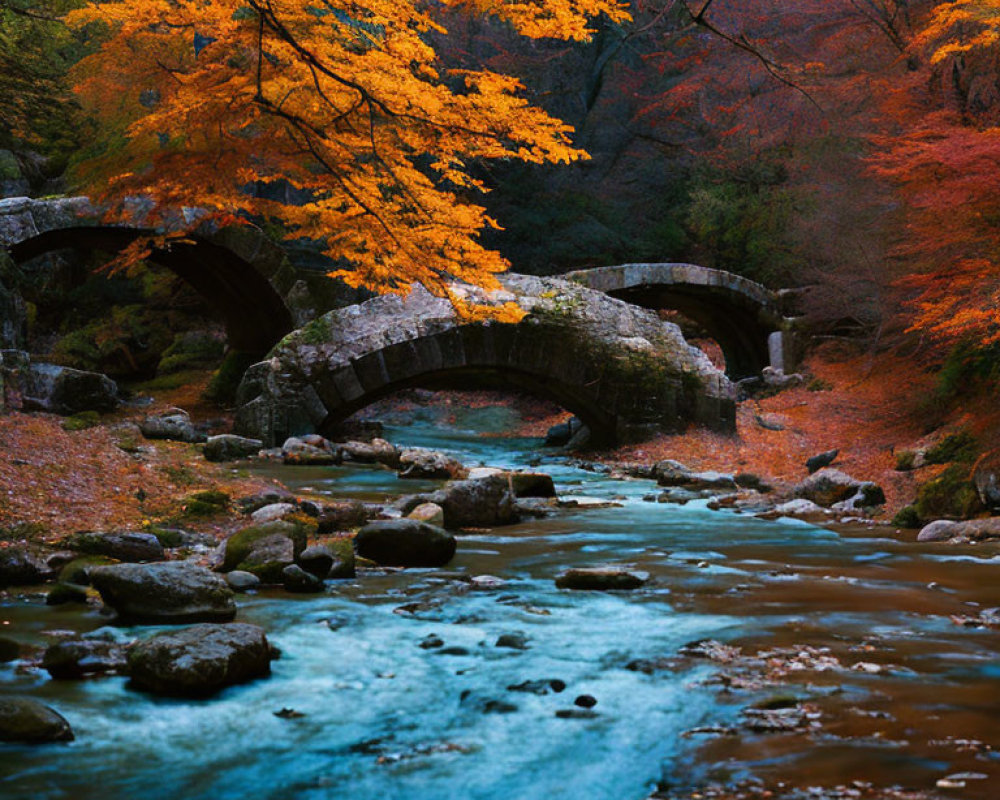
871, 1, 1000, 346
66, 0, 628, 315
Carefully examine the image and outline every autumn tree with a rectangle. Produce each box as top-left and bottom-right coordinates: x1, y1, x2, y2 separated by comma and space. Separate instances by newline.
65, 0, 628, 315
872, 1, 1000, 349
0, 0, 86, 167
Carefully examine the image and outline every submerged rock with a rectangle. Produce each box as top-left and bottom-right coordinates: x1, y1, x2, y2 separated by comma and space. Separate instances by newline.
355, 520, 456, 567
555, 567, 649, 591
0, 696, 74, 743
89, 562, 237, 624
127, 623, 272, 697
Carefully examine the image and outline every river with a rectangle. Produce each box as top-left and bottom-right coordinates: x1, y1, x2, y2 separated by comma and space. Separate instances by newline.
2, 408, 999, 799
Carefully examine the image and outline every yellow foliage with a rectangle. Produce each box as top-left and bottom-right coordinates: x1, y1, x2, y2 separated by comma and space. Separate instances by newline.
65, 0, 628, 313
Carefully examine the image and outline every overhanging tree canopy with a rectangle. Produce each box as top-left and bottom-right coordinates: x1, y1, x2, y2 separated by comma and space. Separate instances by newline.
67, 0, 629, 318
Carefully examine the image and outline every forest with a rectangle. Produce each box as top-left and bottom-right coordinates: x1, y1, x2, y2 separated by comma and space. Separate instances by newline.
2, 2, 1000, 800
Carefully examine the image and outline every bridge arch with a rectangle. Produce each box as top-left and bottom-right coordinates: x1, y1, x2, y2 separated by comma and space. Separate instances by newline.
566, 263, 792, 379
234, 274, 735, 447
0, 197, 316, 356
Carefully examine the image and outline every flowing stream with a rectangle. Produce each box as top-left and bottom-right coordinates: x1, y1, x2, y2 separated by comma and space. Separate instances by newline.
2, 408, 999, 799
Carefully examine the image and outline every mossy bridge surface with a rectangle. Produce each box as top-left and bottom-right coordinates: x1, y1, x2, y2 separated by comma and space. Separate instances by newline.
232, 273, 736, 447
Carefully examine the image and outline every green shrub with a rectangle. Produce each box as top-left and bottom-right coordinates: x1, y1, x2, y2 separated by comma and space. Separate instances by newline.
914, 464, 982, 521
891, 505, 921, 529
925, 431, 977, 465
182, 489, 230, 517
894, 450, 916, 471
61, 410, 100, 431
204, 351, 259, 405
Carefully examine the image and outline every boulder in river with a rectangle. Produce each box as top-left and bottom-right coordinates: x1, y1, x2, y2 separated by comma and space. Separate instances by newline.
221, 519, 309, 582
397, 449, 468, 480
555, 567, 649, 591
917, 517, 1000, 543
317, 500, 372, 533
432, 474, 520, 528
297, 544, 334, 579
43, 638, 127, 679
89, 562, 237, 623
0, 696, 74, 743
127, 623, 272, 697
340, 438, 401, 468
545, 417, 584, 447
281, 564, 325, 593
64, 531, 164, 563
354, 519, 456, 567
225, 570, 261, 591
792, 468, 864, 507
282, 435, 340, 465
407, 502, 445, 526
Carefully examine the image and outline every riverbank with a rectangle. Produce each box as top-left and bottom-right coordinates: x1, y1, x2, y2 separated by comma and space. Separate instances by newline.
0, 345, 989, 540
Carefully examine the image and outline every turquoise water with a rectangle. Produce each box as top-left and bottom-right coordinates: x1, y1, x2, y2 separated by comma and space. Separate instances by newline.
2, 418, 999, 799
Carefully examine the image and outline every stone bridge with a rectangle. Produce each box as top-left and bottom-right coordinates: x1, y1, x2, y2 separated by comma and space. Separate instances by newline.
566, 263, 796, 378
0, 197, 350, 356
2, 199, 794, 378
233, 273, 736, 447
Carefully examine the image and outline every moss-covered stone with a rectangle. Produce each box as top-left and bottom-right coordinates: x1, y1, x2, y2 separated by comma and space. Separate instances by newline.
61, 410, 100, 432
46, 582, 89, 606
925, 431, 977, 465
915, 464, 983, 521
222, 519, 309, 574
148, 527, 184, 548
182, 490, 230, 517
59, 556, 117, 586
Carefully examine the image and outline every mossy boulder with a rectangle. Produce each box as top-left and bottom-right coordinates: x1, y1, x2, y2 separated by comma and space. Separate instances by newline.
89, 562, 237, 624
222, 519, 310, 582
59, 555, 117, 585
182, 490, 230, 517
